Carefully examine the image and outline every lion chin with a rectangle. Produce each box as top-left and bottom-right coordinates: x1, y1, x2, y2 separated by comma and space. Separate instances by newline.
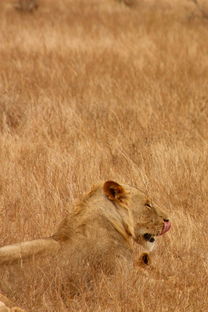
0, 180, 171, 268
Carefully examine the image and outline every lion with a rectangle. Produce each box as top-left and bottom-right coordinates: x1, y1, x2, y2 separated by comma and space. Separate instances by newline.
0, 180, 171, 269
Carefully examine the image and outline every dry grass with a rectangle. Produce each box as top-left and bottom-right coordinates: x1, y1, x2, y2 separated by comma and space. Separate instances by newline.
0, 0, 208, 311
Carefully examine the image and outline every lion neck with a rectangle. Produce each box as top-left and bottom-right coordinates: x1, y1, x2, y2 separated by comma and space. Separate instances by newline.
87, 187, 134, 246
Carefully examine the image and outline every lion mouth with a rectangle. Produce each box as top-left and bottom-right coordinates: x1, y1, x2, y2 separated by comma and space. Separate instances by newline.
159, 221, 171, 235
143, 221, 171, 242
143, 233, 155, 242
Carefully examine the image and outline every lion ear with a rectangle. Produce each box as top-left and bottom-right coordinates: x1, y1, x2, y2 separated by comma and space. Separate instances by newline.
103, 181, 126, 201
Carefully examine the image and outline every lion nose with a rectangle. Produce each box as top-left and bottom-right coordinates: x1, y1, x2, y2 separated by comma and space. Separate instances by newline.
163, 219, 169, 222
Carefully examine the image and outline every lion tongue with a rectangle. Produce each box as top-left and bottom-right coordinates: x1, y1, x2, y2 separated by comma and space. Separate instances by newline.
160, 221, 171, 235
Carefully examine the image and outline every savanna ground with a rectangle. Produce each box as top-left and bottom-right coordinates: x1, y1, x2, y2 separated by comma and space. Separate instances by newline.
0, 0, 208, 311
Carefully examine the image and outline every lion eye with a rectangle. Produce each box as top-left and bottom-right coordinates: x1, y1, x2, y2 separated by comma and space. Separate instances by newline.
145, 202, 152, 208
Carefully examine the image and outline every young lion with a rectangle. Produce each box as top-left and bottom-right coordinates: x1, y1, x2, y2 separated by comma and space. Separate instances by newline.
0, 180, 171, 269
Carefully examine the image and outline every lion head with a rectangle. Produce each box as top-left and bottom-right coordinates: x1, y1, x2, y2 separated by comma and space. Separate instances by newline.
103, 181, 171, 251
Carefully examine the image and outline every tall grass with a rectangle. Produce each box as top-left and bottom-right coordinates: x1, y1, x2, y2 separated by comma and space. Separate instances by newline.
0, 0, 208, 311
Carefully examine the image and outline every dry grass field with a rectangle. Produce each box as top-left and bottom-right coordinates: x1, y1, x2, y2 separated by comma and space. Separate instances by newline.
0, 0, 208, 311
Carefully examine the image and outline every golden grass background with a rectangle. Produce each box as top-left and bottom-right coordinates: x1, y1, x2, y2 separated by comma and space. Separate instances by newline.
0, 0, 208, 311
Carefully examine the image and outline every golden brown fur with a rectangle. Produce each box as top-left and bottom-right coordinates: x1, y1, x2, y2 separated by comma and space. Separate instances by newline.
0, 180, 170, 269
